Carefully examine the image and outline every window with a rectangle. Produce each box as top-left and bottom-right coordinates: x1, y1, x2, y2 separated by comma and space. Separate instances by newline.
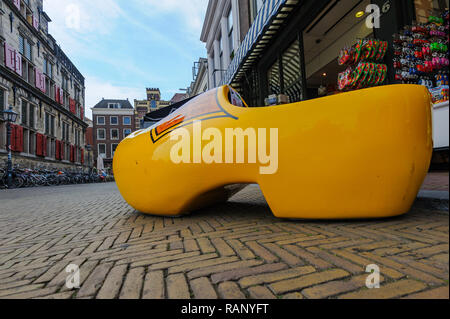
150, 100, 157, 109
123, 116, 131, 125
0, 89, 5, 112
97, 116, 105, 125
21, 100, 34, 128
110, 116, 118, 125
97, 128, 106, 140
21, 101, 27, 125
29, 104, 35, 129
98, 144, 106, 158
45, 113, 55, 136
227, 9, 234, 55
44, 58, 53, 79
108, 103, 120, 109
111, 144, 119, 157
62, 122, 70, 141
75, 129, 81, 146
124, 128, 132, 137
111, 129, 119, 140
19, 35, 32, 61
250, 0, 265, 23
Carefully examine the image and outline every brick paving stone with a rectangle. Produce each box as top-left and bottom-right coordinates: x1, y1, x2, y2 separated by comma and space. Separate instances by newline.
210, 263, 288, 284
218, 282, 246, 299
119, 267, 145, 299
269, 269, 350, 295
190, 277, 218, 299
0, 183, 447, 299
211, 238, 235, 257
403, 286, 449, 299
239, 266, 316, 288
301, 274, 384, 299
188, 259, 264, 280
339, 279, 428, 299
262, 243, 303, 266
247, 286, 276, 299
166, 273, 190, 299
76, 262, 114, 297
142, 271, 165, 299
97, 265, 128, 299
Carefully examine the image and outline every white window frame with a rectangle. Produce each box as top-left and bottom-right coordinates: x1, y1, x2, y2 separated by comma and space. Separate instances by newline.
108, 103, 120, 109
110, 128, 119, 140
97, 128, 106, 140
111, 143, 119, 157
123, 116, 131, 125
110, 116, 119, 125
96, 116, 105, 125
98, 143, 106, 158
124, 128, 132, 137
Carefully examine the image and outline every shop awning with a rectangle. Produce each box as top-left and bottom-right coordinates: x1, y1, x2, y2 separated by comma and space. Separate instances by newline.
221, 0, 300, 87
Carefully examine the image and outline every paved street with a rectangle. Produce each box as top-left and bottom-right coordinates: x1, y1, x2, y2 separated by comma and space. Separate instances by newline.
0, 182, 448, 299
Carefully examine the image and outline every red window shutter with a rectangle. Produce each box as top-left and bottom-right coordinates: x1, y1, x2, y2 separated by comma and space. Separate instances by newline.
10, 124, 16, 152
80, 106, 84, 120
4, 43, 16, 71
17, 126, 24, 153
14, 51, 22, 76
81, 149, 84, 164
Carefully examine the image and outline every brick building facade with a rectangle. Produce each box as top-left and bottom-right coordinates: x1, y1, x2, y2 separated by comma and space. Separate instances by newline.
0, 0, 87, 170
91, 99, 135, 169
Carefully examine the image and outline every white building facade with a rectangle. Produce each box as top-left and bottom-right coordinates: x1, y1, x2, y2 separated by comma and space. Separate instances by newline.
200, 0, 255, 89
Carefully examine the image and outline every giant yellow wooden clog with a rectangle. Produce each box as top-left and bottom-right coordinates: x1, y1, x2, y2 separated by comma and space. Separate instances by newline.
113, 84, 432, 219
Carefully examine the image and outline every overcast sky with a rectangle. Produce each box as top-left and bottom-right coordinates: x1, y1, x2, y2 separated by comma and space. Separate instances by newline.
43, 0, 209, 119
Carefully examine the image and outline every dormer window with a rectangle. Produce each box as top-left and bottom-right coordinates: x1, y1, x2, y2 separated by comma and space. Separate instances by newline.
108, 103, 120, 109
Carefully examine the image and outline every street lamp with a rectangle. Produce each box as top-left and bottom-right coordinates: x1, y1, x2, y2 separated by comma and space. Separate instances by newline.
1, 106, 19, 187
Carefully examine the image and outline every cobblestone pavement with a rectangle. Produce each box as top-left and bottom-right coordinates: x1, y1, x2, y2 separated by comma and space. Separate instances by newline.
0, 183, 448, 299
422, 172, 449, 192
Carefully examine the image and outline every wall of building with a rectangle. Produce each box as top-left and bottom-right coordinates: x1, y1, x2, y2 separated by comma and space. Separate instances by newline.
92, 108, 135, 167
0, 0, 87, 169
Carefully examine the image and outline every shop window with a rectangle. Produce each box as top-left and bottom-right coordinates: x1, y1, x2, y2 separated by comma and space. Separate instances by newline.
282, 40, 304, 102
267, 60, 281, 96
